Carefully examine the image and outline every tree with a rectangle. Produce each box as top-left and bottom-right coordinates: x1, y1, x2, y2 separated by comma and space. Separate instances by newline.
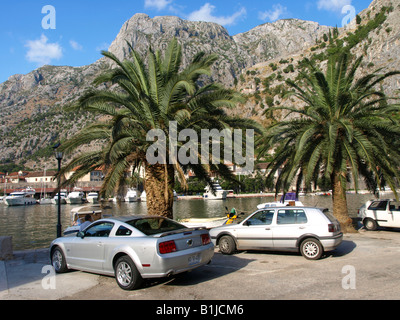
258, 53, 400, 232
58, 38, 262, 219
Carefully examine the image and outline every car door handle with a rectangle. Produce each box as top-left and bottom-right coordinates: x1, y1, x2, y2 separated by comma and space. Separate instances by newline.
97, 242, 103, 247
299, 226, 306, 229
265, 227, 271, 230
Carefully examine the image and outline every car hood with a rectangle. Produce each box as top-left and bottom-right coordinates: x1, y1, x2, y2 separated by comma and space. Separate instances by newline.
209, 224, 237, 234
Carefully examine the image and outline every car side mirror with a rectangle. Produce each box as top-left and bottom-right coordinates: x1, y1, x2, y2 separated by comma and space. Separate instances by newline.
77, 231, 85, 238
243, 220, 251, 226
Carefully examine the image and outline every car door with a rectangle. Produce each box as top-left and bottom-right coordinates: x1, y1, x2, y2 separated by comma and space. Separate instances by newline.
388, 201, 400, 227
272, 209, 309, 249
368, 200, 390, 227
235, 210, 275, 250
68, 221, 114, 272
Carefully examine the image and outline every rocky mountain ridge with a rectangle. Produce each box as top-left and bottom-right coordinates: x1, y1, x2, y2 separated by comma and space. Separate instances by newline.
0, 0, 398, 169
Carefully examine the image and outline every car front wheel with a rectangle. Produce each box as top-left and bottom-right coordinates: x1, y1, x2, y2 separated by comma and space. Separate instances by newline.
51, 247, 69, 273
218, 235, 236, 255
300, 238, 323, 260
114, 256, 143, 290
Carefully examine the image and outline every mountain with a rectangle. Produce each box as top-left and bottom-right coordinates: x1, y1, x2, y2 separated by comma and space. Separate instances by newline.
0, 0, 398, 169
235, 0, 400, 123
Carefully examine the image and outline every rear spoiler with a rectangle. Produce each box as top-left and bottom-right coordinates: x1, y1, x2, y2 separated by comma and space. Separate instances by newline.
158, 227, 207, 238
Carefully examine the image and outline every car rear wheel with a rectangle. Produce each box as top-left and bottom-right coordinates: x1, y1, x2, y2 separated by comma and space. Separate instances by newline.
364, 218, 378, 231
51, 247, 69, 273
219, 235, 236, 255
300, 238, 323, 260
114, 256, 143, 290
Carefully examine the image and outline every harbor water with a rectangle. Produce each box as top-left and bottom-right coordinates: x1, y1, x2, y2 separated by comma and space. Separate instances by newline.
0, 192, 383, 251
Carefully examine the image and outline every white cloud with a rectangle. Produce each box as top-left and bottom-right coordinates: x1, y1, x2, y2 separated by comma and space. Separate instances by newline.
144, 0, 172, 10
317, 0, 352, 12
70, 40, 83, 51
187, 3, 246, 26
25, 34, 62, 66
258, 4, 288, 22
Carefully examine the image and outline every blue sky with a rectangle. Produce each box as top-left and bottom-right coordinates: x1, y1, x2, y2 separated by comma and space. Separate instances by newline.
0, 0, 372, 83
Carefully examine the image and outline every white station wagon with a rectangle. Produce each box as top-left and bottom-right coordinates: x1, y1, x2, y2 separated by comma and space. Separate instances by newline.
209, 207, 343, 260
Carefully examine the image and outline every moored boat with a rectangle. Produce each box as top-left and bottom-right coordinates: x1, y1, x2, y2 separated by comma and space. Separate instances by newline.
87, 192, 99, 204
125, 188, 141, 202
39, 197, 52, 205
63, 205, 111, 236
51, 190, 68, 204
66, 189, 85, 204
178, 208, 243, 229
5, 187, 37, 206
203, 181, 227, 200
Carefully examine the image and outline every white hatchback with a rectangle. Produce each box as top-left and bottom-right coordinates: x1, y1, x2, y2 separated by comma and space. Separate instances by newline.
209, 207, 343, 260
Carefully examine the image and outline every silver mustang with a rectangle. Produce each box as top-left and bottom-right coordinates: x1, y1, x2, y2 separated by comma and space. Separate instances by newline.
50, 216, 214, 290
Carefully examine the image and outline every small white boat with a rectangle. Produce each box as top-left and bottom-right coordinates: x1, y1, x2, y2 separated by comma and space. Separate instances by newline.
179, 208, 243, 229
203, 182, 227, 200
257, 192, 304, 209
39, 167, 52, 205
125, 188, 141, 202
63, 205, 110, 236
87, 192, 99, 204
39, 197, 52, 205
5, 187, 37, 206
179, 217, 230, 229
51, 190, 68, 204
66, 190, 85, 204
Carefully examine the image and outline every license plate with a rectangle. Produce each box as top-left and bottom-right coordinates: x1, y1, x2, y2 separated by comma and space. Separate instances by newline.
188, 254, 201, 266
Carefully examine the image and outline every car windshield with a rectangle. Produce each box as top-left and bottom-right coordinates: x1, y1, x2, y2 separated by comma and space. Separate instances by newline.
126, 217, 187, 235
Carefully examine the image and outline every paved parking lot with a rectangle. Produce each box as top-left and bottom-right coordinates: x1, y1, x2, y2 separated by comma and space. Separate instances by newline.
2, 229, 400, 300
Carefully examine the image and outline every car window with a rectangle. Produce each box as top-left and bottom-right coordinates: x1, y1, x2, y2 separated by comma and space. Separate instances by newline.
277, 209, 308, 225
389, 201, 400, 211
84, 222, 114, 237
127, 217, 186, 235
322, 210, 337, 223
247, 210, 274, 225
368, 201, 388, 210
116, 225, 133, 236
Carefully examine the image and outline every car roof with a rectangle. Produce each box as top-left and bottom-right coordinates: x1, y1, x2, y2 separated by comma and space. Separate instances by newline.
256, 206, 325, 210
101, 215, 170, 223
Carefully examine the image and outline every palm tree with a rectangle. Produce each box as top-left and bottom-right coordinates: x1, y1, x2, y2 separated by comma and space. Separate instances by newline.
259, 53, 400, 232
58, 38, 262, 218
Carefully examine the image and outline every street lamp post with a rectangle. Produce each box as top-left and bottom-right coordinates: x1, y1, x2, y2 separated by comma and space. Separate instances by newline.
54, 145, 63, 238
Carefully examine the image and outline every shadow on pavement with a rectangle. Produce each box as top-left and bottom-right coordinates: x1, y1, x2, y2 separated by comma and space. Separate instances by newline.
327, 240, 356, 258
142, 252, 256, 288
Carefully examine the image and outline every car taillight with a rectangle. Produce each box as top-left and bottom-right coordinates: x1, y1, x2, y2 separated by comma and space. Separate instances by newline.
201, 233, 211, 245
328, 224, 336, 232
159, 240, 177, 254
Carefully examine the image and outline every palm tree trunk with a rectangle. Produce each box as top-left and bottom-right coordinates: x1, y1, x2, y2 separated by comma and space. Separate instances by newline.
144, 161, 175, 219
331, 172, 356, 233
